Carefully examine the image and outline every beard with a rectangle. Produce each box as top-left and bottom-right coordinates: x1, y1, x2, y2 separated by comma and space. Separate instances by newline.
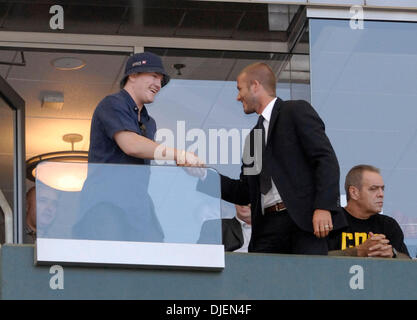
243, 96, 259, 114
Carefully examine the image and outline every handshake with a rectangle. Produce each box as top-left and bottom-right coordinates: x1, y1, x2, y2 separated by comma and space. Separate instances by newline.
175, 150, 205, 168
176, 150, 207, 180
153, 145, 207, 178
154, 145, 205, 167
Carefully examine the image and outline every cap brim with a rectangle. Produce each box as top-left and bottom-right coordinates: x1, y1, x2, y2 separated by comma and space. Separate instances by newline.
120, 67, 170, 88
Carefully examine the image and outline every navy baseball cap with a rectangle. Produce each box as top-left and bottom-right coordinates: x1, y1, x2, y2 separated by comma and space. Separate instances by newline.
120, 52, 170, 89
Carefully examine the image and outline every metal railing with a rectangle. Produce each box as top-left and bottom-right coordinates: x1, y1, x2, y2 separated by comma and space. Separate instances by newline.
0, 189, 13, 243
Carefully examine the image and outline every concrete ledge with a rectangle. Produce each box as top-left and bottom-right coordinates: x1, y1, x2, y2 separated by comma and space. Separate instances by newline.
1, 244, 416, 300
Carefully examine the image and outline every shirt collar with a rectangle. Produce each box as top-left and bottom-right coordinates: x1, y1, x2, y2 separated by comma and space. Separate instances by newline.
24, 225, 35, 234
235, 216, 251, 229
261, 97, 277, 122
120, 89, 136, 109
120, 89, 150, 121
24, 225, 36, 240
140, 105, 150, 122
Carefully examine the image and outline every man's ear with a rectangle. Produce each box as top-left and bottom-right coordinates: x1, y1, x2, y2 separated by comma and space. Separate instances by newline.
251, 79, 261, 92
128, 73, 138, 83
349, 186, 360, 200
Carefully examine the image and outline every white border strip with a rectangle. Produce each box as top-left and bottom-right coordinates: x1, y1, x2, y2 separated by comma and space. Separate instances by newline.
36, 238, 225, 270
307, 6, 417, 21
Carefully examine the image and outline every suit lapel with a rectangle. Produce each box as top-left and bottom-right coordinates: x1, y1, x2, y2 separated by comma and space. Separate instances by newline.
230, 217, 244, 245
266, 97, 283, 144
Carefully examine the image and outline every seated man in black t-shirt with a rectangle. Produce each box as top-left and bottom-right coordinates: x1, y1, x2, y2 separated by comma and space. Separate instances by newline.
328, 164, 410, 259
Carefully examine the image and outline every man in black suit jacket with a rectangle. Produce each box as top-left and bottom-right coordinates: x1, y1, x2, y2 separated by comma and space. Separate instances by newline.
218, 62, 346, 255
198, 204, 251, 252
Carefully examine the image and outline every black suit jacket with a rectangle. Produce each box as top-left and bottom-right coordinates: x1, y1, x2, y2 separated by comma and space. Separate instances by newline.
219, 98, 346, 246
198, 217, 244, 252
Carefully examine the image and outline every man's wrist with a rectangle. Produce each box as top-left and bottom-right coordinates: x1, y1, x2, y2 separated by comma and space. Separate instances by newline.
342, 247, 359, 257
355, 246, 369, 257
392, 247, 398, 258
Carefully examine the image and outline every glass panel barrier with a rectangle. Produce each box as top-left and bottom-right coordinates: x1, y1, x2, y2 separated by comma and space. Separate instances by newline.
310, 19, 417, 258
35, 161, 222, 246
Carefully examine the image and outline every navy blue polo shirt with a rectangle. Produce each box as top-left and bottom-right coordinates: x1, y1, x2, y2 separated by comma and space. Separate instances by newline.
88, 89, 157, 165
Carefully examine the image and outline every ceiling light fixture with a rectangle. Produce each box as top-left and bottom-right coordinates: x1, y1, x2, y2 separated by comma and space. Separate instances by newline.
173, 63, 185, 76
51, 57, 86, 71
26, 133, 88, 192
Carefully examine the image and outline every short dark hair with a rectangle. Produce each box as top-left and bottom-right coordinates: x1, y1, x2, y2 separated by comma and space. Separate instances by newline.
239, 62, 276, 96
345, 164, 381, 201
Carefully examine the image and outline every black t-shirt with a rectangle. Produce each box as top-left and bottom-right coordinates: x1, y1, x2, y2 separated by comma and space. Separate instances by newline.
328, 208, 410, 256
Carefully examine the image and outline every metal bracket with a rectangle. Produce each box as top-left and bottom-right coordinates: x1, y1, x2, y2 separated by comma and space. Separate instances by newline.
0, 51, 26, 66
287, 6, 308, 54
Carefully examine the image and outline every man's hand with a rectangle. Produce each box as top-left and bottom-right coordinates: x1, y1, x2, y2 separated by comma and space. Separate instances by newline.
176, 150, 205, 167
313, 209, 333, 238
180, 152, 207, 179
355, 233, 386, 257
363, 232, 394, 258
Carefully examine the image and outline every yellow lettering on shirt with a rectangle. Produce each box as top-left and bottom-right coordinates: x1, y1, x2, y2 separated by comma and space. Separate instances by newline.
341, 232, 353, 250
341, 232, 370, 250
355, 232, 368, 247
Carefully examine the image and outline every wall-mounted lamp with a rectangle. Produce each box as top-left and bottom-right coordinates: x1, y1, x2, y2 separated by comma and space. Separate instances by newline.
26, 133, 88, 192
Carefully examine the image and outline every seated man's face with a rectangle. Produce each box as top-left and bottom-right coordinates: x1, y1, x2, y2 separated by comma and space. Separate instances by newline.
235, 204, 251, 221
37, 188, 59, 229
357, 171, 384, 215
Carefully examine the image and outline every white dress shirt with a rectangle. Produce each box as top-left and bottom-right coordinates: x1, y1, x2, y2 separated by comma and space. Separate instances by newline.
233, 216, 252, 253
260, 98, 283, 210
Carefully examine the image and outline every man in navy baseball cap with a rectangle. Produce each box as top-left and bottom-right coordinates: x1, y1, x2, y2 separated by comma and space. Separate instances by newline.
85, 51, 203, 246
89, 51, 201, 167
120, 52, 170, 89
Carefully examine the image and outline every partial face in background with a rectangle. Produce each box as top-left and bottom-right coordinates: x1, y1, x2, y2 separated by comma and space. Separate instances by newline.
26, 188, 37, 226
36, 187, 59, 229
235, 204, 251, 221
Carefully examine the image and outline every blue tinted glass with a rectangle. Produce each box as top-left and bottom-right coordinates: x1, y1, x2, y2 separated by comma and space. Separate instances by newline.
310, 19, 417, 257
35, 162, 222, 245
